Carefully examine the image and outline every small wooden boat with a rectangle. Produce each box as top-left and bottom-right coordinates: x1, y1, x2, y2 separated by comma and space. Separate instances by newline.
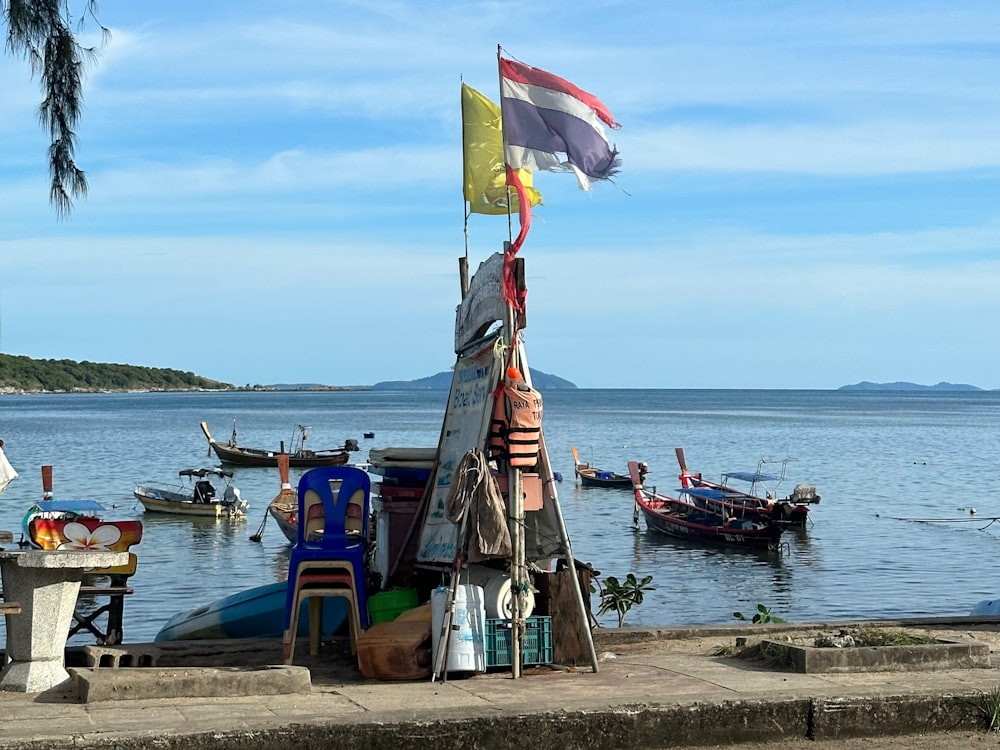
200, 421, 359, 468
154, 580, 346, 641
269, 503, 298, 544
133, 467, 249, 517
24, 465, 143, 551
629, 461, 786, 549
675, 448, 820, 527
571, 446, 637, 488
263, 454, 298, 544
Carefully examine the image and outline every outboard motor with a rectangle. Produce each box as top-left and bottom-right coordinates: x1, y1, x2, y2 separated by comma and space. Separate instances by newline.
344, 439, 360, 452
223, 486, 245, 514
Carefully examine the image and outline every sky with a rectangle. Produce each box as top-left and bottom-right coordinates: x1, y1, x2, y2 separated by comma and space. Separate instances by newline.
2, 1, 1000, 390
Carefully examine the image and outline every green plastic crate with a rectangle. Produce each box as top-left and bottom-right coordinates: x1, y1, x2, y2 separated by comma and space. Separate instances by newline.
484, 616, 553, 668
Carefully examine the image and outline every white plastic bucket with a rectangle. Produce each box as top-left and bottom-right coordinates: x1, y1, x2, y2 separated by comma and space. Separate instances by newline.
431, 584, 486, 673
466, 565, 535, 620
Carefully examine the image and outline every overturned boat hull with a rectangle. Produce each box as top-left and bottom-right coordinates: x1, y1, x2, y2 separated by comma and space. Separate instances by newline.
155, 580, 347, 642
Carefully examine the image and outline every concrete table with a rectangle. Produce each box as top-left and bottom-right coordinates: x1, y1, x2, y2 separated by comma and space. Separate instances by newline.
0, 549, 128, 692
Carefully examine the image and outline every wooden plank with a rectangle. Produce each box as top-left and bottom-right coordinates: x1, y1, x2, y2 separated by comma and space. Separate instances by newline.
79, 586, 133, 596
0, 602, 21, 615
533, 566, 595, 666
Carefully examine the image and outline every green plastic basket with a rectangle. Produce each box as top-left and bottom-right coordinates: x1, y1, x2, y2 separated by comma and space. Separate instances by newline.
368, 588, 419, 624
484, 616, 553, 667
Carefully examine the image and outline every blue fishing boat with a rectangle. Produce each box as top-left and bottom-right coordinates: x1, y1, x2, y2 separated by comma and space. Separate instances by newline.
154, 580, 346, 642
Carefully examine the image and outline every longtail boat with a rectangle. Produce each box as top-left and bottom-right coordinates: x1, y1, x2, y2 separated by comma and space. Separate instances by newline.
200, 421, 358, 468
629, 461, 786, 550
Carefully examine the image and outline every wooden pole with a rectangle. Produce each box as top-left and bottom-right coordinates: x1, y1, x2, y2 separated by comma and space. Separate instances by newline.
459, 256, 469, 299
498, 240, 524, 679
41, 465, 53, 499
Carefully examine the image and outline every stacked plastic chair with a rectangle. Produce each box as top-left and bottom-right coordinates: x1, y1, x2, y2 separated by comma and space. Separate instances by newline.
282, 466, 371, 663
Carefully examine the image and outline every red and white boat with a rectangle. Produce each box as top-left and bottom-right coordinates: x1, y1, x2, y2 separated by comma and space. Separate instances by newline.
675, 448, 820, 528
629, 461, 787, 550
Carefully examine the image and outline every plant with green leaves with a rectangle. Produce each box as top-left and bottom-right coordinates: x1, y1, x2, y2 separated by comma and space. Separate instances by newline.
596, 573, 654, 627
973, 685, 1000, 732
733, 603, 786, 624
4, 0, 107, 215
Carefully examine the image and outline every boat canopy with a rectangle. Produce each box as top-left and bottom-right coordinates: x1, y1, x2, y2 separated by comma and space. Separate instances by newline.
31, 499, 105, 512
679, 488, 729, 500
179, 468, 234, 479
723, 471, 778, 483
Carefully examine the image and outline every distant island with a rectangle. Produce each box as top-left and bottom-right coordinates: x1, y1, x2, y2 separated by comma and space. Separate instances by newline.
0, 353, 576, 393
372, 369, 576, 391
2, 354, 987, 395
838, 381, 983, 391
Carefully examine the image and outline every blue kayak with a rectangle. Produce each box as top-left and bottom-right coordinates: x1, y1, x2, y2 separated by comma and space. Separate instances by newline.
155, 580, 346, 642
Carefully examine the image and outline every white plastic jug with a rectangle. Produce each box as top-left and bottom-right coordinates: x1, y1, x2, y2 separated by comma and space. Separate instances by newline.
431, 584, 486, 673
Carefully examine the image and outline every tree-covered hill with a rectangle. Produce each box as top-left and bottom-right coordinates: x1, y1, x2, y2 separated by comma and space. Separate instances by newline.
0, 354, 233, 393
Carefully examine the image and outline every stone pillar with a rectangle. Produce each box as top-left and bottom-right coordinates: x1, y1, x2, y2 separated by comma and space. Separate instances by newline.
0, 550, 128, 693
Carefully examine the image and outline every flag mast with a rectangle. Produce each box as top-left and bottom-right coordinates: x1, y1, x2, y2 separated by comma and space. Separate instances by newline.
496, 42, 527, 679
496, 47, 606, 675
458, 76, 470, 298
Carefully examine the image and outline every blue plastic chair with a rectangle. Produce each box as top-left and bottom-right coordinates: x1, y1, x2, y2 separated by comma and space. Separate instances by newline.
283, 466, 372, 662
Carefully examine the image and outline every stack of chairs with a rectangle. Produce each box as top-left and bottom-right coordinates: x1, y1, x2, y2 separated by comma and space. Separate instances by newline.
282, 466, 371, 663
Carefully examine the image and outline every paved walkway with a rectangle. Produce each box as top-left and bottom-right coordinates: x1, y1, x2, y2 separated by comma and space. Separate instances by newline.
2, 618, 1000, 749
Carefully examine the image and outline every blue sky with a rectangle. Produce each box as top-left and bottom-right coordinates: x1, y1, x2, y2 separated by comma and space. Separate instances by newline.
2, 1, 999, 389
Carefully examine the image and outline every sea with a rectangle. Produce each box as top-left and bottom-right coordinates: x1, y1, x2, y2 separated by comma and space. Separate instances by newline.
1, 387, 999, 646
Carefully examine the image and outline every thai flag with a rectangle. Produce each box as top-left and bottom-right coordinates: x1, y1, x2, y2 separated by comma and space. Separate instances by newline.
500, 57, 620, 191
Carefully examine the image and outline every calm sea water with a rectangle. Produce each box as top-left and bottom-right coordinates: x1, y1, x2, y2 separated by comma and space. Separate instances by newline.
2, 388, 999, 645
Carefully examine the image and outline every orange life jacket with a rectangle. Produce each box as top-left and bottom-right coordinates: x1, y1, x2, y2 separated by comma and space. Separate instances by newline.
488, 380, 542, 467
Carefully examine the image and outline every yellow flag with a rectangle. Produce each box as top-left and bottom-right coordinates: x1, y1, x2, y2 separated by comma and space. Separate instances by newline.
462, 83, 542, 215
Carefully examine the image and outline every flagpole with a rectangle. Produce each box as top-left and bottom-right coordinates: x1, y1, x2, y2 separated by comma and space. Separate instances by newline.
459, 77, 471, 298
498, 43, 525, 680
497, 45, 516, 247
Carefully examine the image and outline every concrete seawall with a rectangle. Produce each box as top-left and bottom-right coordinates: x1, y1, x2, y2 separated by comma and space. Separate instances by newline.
1, 617, 999, 749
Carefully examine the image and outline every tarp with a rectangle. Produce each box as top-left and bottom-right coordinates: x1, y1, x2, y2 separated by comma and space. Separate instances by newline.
723, 471, 778, 484
30, 499, 106, 513
680, 488, 730, 501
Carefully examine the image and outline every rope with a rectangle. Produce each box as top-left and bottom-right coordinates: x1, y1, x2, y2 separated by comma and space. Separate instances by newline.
883, 515, 1000, 523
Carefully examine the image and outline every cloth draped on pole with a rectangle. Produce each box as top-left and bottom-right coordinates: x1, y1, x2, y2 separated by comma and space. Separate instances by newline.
462, 83, 542, 216
445, 449, 512, 563
0, 442, 17, 495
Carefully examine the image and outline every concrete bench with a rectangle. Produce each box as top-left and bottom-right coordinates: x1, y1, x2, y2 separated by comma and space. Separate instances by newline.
0, 555, 135, 645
